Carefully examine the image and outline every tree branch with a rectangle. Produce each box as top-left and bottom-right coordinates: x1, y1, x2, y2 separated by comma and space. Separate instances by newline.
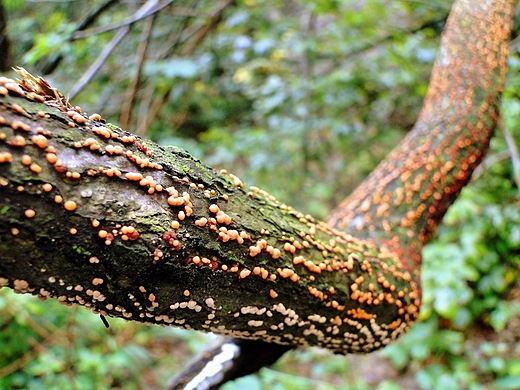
0, 72, 419, 355
500, 124, 520, 193
71, 1, 184, 40
0, 0, 517, 387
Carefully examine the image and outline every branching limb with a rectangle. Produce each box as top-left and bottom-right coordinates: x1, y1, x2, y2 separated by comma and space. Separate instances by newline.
165, 337, 290, 390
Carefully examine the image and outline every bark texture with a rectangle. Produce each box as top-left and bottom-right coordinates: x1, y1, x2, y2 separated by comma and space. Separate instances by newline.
0, 77, 420, 355
0, 0, 516, 358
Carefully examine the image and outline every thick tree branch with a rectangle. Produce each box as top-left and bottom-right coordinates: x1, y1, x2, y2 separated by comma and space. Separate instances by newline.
0, 72, 419, 355
0, 3, 516, 384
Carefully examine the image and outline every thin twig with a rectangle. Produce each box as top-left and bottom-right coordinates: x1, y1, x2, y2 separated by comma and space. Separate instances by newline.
0, 301, 69, 377
136, 84, 156, 136
471, 151, 511, 182
501, 124, 520, 192
180, 0, 236, 56
72, 0, 178, 39
154, 4, 195, 60
300, 8, 315, 195
38, 0, 119, 74
142, 0, 236, 133
73, 0, 121, 39
68, 0, 162, 100
119, 14, 156, 130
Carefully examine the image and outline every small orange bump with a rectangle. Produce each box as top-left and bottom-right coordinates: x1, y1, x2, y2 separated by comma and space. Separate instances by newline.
21, 155, 31, 166
64, 200, 77, 211
125, 172, 143, 181
10, 135, 26, 147
31, 134, 47, 149
0, 152, 13, 163
30, 163, 42, 173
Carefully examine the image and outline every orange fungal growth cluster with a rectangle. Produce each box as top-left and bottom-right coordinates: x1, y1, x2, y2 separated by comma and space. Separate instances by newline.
83, 138, 100, 151
11, 119, 30, 132
189, 255, 219, 270
217, 227, 249, 244
9, 135, 26, 147
124, 149, 162, 170
67, 109, 88, 125
0, 152, 13, 163
1, 47, 483, 354
91, 126, 113, 139
248, 238, 280, 260
121, 225, 139, 241
125, 172, 143, 181
163, 231, 181, 250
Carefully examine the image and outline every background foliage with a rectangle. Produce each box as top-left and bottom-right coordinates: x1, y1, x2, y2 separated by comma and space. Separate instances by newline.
1, 0, 520, 389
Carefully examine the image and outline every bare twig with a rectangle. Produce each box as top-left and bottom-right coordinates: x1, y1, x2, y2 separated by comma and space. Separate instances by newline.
142, 0, 236, 132
180, 0, 236, 56
73, 0, 121, 38
471, 151, 511, 182
136, 83, 156, 136
119, 14, 156, 130
300, 8, 316, 197
154, 5, 196, 60
501, 124, 520, 192
39, 0, 120, 74
72, 0, 179, 39
0, 297, 69, 377
68, 0, 162, 100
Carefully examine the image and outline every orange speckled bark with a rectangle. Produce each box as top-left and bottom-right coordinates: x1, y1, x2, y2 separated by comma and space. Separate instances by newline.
328, 0, 515, 267
0, 0, 516, 357
0, 80, 421, 355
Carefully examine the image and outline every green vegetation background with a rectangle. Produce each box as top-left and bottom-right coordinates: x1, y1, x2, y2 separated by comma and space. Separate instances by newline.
2, 0, 520, 389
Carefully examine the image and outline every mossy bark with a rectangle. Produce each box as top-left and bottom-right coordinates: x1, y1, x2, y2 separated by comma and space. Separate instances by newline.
0, 0, 516, 357
0, 84, 418, 354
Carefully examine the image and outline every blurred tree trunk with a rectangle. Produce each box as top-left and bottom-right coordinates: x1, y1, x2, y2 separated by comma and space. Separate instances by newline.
0, 2, 11, 71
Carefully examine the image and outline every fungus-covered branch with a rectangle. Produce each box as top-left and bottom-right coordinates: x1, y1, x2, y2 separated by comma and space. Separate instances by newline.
0, 0, 516, 359
0, 72, 419, 354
